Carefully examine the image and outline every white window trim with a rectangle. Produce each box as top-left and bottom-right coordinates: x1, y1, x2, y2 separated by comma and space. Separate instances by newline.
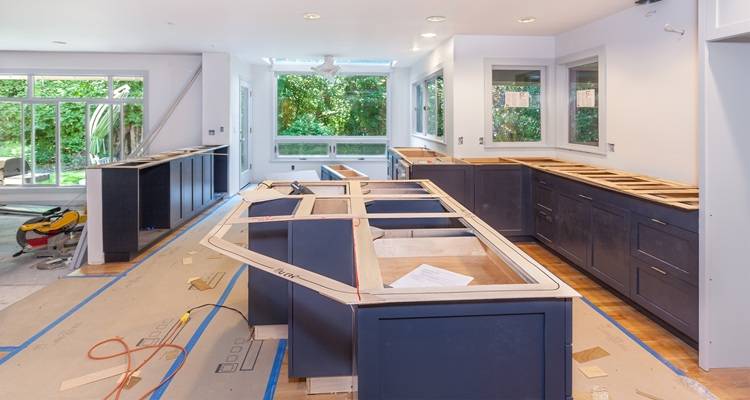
0, 69, 148, 187
411, 68, 446, 144
483, 58, 555, 149
556, 47, 607, 155
270, 69, 391, 161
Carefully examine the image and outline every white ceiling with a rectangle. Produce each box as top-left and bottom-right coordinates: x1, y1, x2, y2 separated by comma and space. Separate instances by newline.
0, 0, 634, 66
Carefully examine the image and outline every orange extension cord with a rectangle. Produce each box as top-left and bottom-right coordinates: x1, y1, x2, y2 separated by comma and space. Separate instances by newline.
86, 317, 188, 400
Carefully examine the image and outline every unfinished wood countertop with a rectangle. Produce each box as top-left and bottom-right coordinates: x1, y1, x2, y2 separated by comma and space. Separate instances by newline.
390, 148, 698, 211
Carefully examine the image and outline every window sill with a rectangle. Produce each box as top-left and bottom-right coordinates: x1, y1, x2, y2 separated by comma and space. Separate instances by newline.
271, 156, 386, 163
483, 141, 551, 149
411, 133, 446, 145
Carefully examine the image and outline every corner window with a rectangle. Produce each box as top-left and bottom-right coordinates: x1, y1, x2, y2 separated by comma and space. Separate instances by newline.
274, 73, 388, 159
0, 73, 145, 187
413, 71, 445, 141
488, 67, 543, 143
568, 61, 600, 147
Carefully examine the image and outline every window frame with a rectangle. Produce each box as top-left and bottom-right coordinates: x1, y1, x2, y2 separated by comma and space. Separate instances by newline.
411, 69, 446, 144
556, 48, 607, 155
0, 69, 148, 187
271, 69, 391, 161
483, 59, 553, 148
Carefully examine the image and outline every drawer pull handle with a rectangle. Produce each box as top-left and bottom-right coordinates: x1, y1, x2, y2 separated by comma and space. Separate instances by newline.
539, 180, 547, 185
650, 266, 668, 276
650, 218, 668, 226
578, 194, 593, 201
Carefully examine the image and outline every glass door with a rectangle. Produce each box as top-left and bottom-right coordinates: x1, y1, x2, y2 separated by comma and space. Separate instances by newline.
239, 81, 252, 188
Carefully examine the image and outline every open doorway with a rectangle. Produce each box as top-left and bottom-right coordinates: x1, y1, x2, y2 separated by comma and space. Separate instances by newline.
239, 80, 252, 188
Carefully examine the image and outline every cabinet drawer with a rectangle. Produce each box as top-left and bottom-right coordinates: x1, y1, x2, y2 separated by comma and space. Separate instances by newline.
534, 207, 555, 246
533, 182, 555, 212
631, 258, 698, 341
631, 214, 698, 286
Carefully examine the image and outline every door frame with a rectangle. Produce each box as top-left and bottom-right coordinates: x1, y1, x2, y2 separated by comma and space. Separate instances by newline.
239, 80, 252, 187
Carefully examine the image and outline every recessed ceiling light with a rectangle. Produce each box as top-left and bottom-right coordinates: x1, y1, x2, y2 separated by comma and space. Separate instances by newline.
303, 12, 321, 20
426, 16, 447, 23
420, 33, 438, 38
51, 40, 67, 45
411, 46, 421, 52
517, 16, 537, 24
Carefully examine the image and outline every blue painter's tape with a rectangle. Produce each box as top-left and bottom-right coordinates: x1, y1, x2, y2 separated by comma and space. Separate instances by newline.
263, 339, 287, 400
0, 346, 19, 352
0, 198, 233, 366
580, 296, 685, 376
149, 264, 247, 400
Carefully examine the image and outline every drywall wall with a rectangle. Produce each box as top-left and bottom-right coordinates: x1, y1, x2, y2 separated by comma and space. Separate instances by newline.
555, 1, 698, 184
0, 51, 203, 152
451, 35, 557, 158
409, 38, 454, 155
248, 64, 410, 182
699, 39, 750, 368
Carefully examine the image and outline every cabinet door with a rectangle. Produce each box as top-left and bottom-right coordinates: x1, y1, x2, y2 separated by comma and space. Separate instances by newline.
169, 160, 183, 226
473, 165, 527, 236
202, 154, 213, 204
631, 258, 698, 341
411, 165, 474, 209
180, 157, 193, 219
590, 203, 630, 296
555, 192, 591, 268
192, 155, 203, 210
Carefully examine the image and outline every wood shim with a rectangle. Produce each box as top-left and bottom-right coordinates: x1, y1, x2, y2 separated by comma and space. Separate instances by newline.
59, 363, 128, 391
573, 346, 610, 363
188, 277, 212, 291
579, 365, 609, 379
636, 389, 665, 400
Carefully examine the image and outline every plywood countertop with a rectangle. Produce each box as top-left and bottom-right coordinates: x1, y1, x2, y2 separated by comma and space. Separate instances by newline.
390, 148, 698, 211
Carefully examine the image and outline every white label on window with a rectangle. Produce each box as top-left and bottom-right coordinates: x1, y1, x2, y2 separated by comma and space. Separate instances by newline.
576, 89, 596, 108
504, 91, 530, 108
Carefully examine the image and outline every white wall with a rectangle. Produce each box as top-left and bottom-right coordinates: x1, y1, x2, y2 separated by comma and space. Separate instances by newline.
699, 35, 750, 367
0, 51, 203, 203
248, 64, 410, 182
556, 1, 698, 184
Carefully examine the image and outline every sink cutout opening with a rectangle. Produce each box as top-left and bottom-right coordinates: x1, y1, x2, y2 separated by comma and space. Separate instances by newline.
312, 198, 350, 214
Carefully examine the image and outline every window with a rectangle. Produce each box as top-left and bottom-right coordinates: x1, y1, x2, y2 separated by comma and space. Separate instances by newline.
568, 61, 599, 147
413, 71, 445, 140
487, 67, 543, 144
274, 73, 388, 159
0, 73, 145, 186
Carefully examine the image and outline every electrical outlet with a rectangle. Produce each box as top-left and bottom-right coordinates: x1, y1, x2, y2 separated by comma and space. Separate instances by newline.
458, 136, 464, 145
291, 165, 295, 171
479, 137, 484, 145
208, 129, 215, 136
220, 126, 225, 133
608, 143, 615, 152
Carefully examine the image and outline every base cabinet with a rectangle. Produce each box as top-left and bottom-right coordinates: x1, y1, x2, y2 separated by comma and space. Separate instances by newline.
410, 164, 474, 209
590, 203, 631, 296
473, 165, 529, 236
555, 192, 592, 269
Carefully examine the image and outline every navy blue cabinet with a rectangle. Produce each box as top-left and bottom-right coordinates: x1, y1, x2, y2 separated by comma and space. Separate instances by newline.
555, 191, 592, 269
590, 203, 631, 296
410, 164, 475, 210
473, 165, 530, 236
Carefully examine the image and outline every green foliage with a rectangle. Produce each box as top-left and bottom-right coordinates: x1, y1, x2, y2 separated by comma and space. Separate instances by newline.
277, 74, 387, 137
570, 82, 599, 146
492, 83, 541, 142
0, 78, 27, 97
34, 77, 108, 98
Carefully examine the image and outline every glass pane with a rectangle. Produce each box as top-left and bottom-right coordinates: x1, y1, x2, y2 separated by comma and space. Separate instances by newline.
240, 86, 249, 171
336, 143, 387, 156
32, 104, 58, 185
436, 75, 445, 137
113, 77, 144, 99
277, 143, 328, 157
415, 84, 423, 133
426, 77, 438, 135
569, 62, 599, 147
0, 102, 23, 186
112, 104, 122, 162
123, 103, 144, 157
34, 75, 108, 98
0, 75, 27, 98
277, 74, 387, 137
491, 69, 542, 143
89, 104, 112, 164
60, 102, 87, 186
23, 104, 32, 184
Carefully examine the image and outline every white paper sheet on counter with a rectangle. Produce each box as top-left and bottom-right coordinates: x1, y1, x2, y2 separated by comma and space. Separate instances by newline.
390, 264, 474, 288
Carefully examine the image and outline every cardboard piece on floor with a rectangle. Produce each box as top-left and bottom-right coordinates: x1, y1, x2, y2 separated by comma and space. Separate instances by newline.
592, 386, 610, 400
579, 365, 608, 379
188, 251, 198, 255
188, 277, 211, 291
182, 257, 193, 265
636, 389, 665, 400
573, 346, 610, 363
163, 349, 180, 361
59, 364, 128, 391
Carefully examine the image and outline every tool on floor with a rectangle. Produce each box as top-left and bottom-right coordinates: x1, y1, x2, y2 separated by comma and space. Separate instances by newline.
14, 209, 86, 259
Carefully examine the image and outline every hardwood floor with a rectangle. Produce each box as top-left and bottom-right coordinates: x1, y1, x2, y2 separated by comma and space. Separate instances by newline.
517, 243, 750, 400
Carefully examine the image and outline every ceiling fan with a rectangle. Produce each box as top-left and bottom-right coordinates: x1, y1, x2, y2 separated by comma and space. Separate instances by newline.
311, 55, 341, 80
